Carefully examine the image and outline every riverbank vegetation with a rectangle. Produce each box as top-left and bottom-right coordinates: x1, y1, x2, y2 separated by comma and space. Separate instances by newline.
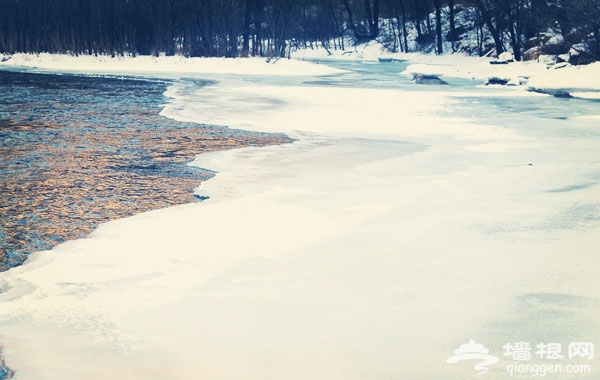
0, 0, 598, 63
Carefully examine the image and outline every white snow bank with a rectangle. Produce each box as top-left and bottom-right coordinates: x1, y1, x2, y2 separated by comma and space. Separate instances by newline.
0, 53, 345, 76
402, 53, 600, 95
292, 39, 391, 61
527, 62, 600, 92
292, 40, 600, 94
401, 54, 548, 82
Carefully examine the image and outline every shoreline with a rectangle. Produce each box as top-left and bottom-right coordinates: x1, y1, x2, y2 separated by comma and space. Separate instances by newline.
293, 46, 600, 96
0, 70, 292, 271
3, 50, 600, 98
0, 69, 293, 378
0, 53, 346, 77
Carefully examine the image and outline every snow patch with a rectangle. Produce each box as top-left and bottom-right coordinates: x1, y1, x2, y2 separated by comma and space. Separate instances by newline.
527, 62, 600, 92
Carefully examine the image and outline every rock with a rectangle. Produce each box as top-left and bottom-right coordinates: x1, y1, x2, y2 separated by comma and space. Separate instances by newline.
570, 51, 595, 66
569, 43, 587, 56
528, 87, 572, 98
523, 46, 541, 61
498, 51, 515, 61
538, 54, 559, 66
378, 58, 405, 63
567, 43, 596, 65
412, 73, 448, 85
507, 77, 527, 86
550, 91, 572, 98
485, 77, 509, 85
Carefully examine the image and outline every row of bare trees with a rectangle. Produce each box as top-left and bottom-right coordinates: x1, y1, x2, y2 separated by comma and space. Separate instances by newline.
0, 0, 598, 61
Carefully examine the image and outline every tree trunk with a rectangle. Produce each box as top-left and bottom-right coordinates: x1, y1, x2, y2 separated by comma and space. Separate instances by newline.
415, 21, 423, 39
595, 26, 600, 60
448, 0, 456, 52
396, 16, 404, 52
475, 0, 504, 56
370, 0, 380, 39
509, 25, 521, 61
426, 14, 432, 35
364, 0, 374, 33
343, 0, 360, 41
412, 0, 422, 39
242, 0, 251, 57
434, 0, 443, 54
399, 2, 409, 52
476, 10, 483, 56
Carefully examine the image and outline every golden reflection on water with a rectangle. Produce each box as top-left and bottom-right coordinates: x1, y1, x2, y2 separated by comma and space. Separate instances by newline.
0, 96, 291, 270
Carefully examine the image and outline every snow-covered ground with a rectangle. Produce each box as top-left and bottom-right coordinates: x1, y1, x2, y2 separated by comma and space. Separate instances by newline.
291, 41, 600, 97
0, 53, 345, 76
0, 53, 599, 379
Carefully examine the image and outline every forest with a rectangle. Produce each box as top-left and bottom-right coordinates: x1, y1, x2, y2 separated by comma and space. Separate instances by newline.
0, 0, 598, 62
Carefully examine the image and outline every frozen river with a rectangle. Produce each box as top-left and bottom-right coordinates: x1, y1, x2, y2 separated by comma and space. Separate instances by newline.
1, 58, 599, 379
0, 70, 290, 270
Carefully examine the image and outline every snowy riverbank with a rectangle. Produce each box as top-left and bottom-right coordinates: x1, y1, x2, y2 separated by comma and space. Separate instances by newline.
0, 53, 345, 76
3, 48, 600, 98
292, 41, 600, 97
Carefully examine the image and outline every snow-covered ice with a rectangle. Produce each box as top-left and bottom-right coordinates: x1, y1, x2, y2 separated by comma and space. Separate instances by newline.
0, 54, 599, 379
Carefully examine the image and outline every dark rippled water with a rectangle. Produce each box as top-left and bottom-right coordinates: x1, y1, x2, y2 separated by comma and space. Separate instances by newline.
0, 70, 291, 270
